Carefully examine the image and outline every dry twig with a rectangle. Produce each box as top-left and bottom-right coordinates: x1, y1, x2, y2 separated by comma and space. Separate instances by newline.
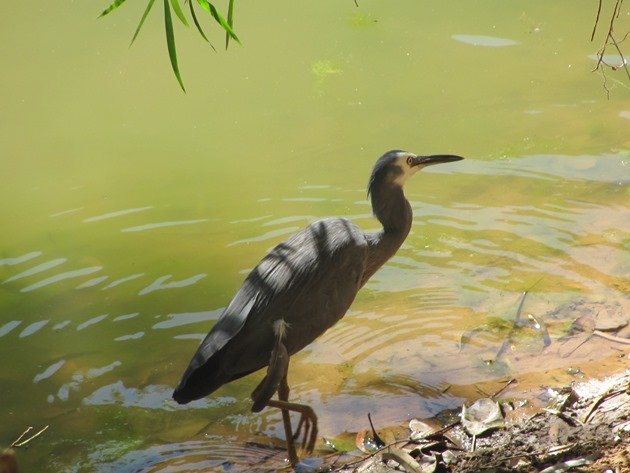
591, 0, 630, 96
10, 425, 49, 448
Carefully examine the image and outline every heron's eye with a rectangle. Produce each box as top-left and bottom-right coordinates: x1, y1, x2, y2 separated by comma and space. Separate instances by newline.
406, 156, 414, 166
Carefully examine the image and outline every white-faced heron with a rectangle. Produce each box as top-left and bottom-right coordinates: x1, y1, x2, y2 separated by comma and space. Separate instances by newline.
173, 150, 464, 465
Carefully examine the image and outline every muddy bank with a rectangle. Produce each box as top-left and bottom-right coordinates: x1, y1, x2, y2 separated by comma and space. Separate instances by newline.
323, 369, 629, 473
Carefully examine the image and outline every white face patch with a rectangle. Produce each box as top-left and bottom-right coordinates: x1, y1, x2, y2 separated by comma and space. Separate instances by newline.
392, 152, 420, 186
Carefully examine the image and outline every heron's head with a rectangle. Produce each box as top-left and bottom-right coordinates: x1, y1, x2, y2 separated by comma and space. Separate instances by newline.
368, 150, 463, 196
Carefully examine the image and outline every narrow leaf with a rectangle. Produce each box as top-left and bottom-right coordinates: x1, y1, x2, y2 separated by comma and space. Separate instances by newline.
130, 0, 156, 46
169, 0, 189, 27
225, 0, 235, 49
196, 0, 240, 43
99, 0, 127, 18
189, 0, 216, 51
164, 0, 186, 91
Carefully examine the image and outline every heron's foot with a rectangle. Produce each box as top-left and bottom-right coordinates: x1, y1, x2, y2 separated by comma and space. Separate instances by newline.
292, 404, 318, 453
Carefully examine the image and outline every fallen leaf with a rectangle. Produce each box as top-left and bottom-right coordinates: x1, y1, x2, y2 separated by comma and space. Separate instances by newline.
461, 398, 505, 436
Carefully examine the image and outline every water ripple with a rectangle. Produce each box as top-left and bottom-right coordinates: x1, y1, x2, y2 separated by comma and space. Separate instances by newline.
0, 320, 22, 337
82, 381, 231, 410
115, 332, 145, 341
77, 314, 109, 331
452, 34, 518, 47
102, 273, 145, 290
83, 206, 153, 223
76, 275, 109, 289
228, 227, 300, 246
121, 219, 209, 233
50, 207, 83, 218
152, 309, 222, 329
19, 320, 49, 337
34, 360, 66, 383
4, 258, 67, 283
0, 251, 42, 266
113, 313, 140, 322
93, 437, 283, 473
138, 273, 207, 296
21, 266, 102, 293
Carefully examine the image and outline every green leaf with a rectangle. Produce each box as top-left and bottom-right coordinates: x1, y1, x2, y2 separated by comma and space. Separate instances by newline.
164, 0, 186, 91
189, 0, 216, 51
225, 0, 235, 49
99, 0, 127, 18
130, 0, 156, 46
169, 0, 189, 27
196, 0, 240, 44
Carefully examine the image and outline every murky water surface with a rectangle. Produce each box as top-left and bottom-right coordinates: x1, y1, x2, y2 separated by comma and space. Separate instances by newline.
1, 1, 629, 471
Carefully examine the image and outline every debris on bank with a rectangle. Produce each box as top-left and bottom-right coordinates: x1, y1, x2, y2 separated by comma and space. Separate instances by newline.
320, 370, 629, 473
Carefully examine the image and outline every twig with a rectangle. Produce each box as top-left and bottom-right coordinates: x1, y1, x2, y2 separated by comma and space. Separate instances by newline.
608, 33, 630, 80
475, 385, 491, 397
491, 378, 517, 399
10, 427, 33, 447
330, 438, 411, 471
581, 388, 627, 424
367, 413, 385, 447
593, 330, 630, 344
495, 292, 528, 361
10, 425, 49, 448
591, 0, 629, 95
592, 0, 603, 41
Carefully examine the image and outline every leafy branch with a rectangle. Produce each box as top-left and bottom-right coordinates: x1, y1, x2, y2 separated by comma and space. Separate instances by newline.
591, 0, 629, 98
99, 0, 240, 92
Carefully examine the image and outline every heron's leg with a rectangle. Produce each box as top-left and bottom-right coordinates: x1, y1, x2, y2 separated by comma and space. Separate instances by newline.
275, 372, 298, 466
250, 328, 299, 465
267, 373, 318, 454
251, 338, 289, 413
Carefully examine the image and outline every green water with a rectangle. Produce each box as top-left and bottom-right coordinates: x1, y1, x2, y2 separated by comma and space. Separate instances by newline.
1, 1, 628, 471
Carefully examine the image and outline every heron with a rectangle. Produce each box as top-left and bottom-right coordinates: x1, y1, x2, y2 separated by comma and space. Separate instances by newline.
173, 150, 464, 465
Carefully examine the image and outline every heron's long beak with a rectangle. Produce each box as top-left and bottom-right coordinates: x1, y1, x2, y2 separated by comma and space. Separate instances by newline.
412, 154, 464, 167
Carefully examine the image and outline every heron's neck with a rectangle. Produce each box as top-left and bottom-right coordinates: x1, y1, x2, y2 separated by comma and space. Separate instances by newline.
362, 185, 412, 285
